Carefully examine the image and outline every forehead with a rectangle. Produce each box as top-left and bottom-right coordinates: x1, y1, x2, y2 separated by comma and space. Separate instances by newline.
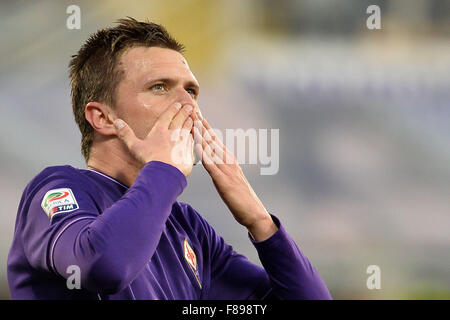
118, 46, 196, 83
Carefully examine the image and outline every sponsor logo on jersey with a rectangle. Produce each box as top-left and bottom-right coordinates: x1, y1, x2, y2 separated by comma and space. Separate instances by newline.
184, 238, 202, 288
41, 188, 79, 218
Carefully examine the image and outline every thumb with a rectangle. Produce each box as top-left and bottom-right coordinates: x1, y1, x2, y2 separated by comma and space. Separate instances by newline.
114, 119, 137, 149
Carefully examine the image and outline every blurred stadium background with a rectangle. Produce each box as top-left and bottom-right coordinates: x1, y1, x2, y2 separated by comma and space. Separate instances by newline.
1, 0, 449, 299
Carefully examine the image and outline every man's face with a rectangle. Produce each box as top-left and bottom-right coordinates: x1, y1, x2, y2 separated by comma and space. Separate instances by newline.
113, 46, 200, 139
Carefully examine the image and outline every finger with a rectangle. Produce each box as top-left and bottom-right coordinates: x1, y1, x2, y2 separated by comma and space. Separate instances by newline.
154, 102, 183, 130
193, 123, 203, 145
195, 110, 203, 121
200, 116, 213, 131
199, 118, 236, 164
182, 116, 194, 131
193, 119, 224, 162
194, 118, 230, 164
194, 118, 214, 144
169, 104, 194, 130
201, 144, 224, 179
194, 108, 204, 119
114, 119, 139, 151
201, 118, 222, 145
195, 116, 218, 144
206, 136, 225, 163
196, 128, 225, 165
213, 136, 235, 164
195, 143, 219, 174
181, 117, 193, 141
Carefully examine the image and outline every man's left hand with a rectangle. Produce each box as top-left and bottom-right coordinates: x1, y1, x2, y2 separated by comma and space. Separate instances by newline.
192, 113, 278, 242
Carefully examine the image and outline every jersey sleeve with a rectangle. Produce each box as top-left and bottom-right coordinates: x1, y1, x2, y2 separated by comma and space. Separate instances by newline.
249, 215, 332, 300
184, 205, 332, 300
20, 169, 99, 274
20, 161, 187, 295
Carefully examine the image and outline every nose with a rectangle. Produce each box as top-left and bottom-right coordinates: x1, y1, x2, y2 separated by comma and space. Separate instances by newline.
176, 87, 196, 106
175, 88, 202, 118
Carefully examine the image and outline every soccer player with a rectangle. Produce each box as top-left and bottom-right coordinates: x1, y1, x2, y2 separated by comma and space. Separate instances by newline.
7, 18, 332, 300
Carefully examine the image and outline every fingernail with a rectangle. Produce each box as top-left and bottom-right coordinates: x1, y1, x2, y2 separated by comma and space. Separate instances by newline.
185, 105, 193, 113
115, 120, 125, 130
174, 102, 182, 110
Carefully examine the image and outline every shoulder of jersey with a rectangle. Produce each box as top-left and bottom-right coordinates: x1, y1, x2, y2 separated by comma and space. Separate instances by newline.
27, 165, 83, 219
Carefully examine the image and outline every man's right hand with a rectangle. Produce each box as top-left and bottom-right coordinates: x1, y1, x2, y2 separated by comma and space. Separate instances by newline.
113, 102, 195, 177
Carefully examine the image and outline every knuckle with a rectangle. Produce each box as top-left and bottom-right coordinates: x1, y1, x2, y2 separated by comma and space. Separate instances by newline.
183, 105, 193, 114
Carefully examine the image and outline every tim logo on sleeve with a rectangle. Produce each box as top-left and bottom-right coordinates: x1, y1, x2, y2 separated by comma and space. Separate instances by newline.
41, 188, 79, 219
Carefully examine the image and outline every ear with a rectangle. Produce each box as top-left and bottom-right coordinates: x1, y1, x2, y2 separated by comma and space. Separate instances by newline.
85, 102, 116, 136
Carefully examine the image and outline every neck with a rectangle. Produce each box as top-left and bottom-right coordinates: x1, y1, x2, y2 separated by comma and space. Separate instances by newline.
86, 140, 142, 188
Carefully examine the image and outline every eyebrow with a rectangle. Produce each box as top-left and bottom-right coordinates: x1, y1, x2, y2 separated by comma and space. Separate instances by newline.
144, 77, 200, 92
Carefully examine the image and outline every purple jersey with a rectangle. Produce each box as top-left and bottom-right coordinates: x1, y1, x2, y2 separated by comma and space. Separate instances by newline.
7, 161, 331, 300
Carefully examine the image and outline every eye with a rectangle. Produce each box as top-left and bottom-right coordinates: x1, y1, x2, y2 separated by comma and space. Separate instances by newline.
186, 88, 197, 97
151, 83, 166, 92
